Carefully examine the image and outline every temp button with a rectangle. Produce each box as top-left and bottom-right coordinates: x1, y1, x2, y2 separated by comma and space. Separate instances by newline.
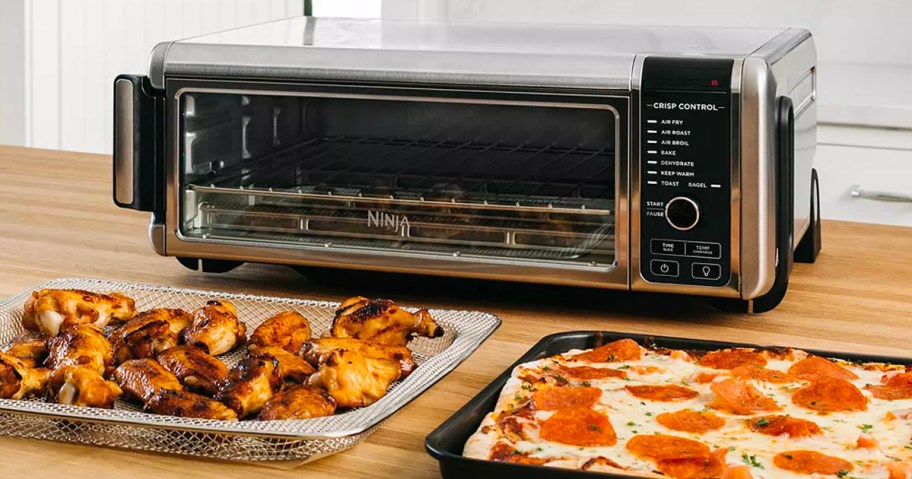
685, 241, 722, 259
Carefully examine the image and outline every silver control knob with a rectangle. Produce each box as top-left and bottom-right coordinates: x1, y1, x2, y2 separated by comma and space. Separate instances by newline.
664, 196, 700, 231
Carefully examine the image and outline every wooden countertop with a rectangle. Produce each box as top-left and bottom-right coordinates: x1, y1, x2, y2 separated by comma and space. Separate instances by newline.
1, 145, 911, 478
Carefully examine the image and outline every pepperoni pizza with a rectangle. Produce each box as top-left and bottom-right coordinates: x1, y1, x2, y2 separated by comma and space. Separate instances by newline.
463, 339, 912, 478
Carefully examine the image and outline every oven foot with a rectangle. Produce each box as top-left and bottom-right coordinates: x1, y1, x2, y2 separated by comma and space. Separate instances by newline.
794, 168, 821, 264
177, 257, 244, 273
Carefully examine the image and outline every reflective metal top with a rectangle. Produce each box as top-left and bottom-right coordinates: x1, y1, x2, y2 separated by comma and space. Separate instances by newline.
154, 17, 790, 90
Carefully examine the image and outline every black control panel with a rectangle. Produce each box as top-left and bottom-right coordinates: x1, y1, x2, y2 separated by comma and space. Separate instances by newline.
639, 57, 733, 287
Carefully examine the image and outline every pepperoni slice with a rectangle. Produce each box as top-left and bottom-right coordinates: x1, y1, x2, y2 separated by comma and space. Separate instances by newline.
708, 378, 781, 415
887, 462, 912, 479
866, 372, 912, 400
772, 450, 852, 475
787, 356, 858, 381
658, 449, 727, 479
626, 434, 711, 462
856, 434, 879, 449
625, 384, 699, 402
538, 407, 617, 447
731, 365, 799, 383
657, 409, 725, 433
694, 372, 721, 383
531, 386, 602, 411
698, 350, 767, 370
747, 415, 821, 438
791, 378, 867, 412
557, 365, 627, 381
722, 465, 756, 479
574, 339, 642, 363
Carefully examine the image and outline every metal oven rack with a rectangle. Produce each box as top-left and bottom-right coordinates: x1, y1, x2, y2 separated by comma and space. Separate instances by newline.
184, 137, 616, 264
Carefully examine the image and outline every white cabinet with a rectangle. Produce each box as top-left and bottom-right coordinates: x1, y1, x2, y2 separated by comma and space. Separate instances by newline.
0, 0, 303, 153
815, 126, 912, 226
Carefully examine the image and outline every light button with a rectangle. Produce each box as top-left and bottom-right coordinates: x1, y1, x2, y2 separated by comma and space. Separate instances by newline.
691, 263, 721, 281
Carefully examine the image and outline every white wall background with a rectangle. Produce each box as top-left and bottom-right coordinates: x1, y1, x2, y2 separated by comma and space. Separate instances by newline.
383, 0, 912, 130
3, 0, 912, 153
383, 0, 912, 66
0, 0, 303, 153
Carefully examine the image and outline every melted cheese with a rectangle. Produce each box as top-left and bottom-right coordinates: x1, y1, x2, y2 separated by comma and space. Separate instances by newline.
465, 344, 912, 478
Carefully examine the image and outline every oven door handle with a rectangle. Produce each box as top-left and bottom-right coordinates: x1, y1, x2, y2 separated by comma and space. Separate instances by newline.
113, 74, 161, 212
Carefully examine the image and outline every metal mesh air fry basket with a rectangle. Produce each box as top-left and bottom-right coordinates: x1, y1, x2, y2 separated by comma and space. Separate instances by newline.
0, 278, 500, 461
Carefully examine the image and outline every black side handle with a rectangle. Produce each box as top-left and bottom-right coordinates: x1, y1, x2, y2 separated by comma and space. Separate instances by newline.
750, 96, 795, 313
113, 74, 161, 211
714, 96, 795, 314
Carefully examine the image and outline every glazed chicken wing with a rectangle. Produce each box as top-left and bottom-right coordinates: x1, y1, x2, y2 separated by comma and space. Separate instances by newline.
145, 389, 237, 420
47, 365, 121, 408
216, 356, 281, 418
113, 358, 184, 403
46, 324, 115, 376
301, 337, 416, 378
182, 300, 247, 355
5, 332, 48, 368
330, 297, 443, 347
109, 308, 192, 364
23, 289, 136, 336
157, 346, 229, 396
253, 346, 315, 384
0, 352, 49, 399
307, 349, 401, 408
248, 311, 312, 354
257, 386, 336, 421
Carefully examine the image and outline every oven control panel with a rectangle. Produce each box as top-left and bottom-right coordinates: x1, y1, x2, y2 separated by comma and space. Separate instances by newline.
639, 57, 733, 287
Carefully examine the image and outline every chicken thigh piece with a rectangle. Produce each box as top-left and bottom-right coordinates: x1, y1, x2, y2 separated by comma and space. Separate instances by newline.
216, 356, 281, 418
300, 337, 416, 378
145, 389, 238, 420
252, 346, 315, 384
0, 352, 49, 400
157, 346, 229, 396
182, 300, 247, 355
257, 386, 336, 421
330, 297, 443, 347
46, 324, 115, 376
113, 358, 184, 404
4, 332, 48, 368
307, 349, 402, 408
248, 311, 312, 354
109, 309, 192, 364
47, 365, 122, 408
23, 289, 136, 336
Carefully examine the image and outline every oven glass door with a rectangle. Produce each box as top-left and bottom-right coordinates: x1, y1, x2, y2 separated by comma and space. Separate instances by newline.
178, 86, 620, 268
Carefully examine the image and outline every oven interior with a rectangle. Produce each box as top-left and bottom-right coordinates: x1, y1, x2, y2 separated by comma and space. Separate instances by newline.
179, 91, 617, 267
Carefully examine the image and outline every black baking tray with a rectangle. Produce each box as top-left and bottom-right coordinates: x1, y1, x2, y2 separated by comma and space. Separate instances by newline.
425, 330, 912, 479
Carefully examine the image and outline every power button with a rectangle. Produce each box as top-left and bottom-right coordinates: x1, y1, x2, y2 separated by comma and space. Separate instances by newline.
650, 259, 680, 278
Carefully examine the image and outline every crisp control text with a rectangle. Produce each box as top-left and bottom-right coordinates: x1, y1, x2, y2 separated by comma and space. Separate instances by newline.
651, 102, 721, 111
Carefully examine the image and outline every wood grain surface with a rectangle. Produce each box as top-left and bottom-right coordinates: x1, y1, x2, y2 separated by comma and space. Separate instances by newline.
0, 145, 910, 478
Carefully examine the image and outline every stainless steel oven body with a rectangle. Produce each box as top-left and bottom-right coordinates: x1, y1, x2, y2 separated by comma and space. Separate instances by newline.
114, 18, 820, 312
